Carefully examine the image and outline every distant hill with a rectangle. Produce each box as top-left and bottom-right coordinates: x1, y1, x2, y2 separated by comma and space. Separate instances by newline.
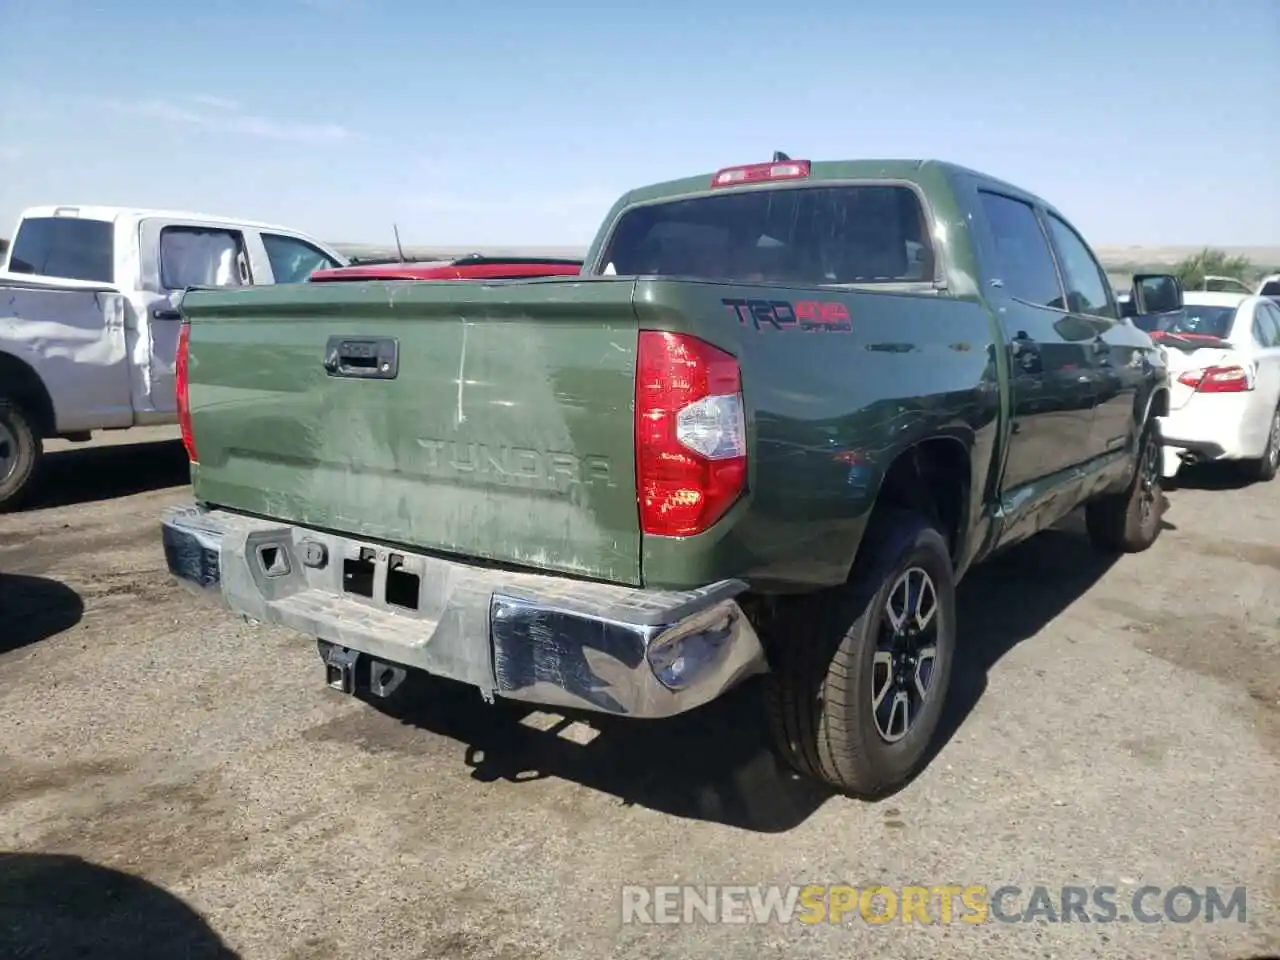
1094, 244, 1280, 268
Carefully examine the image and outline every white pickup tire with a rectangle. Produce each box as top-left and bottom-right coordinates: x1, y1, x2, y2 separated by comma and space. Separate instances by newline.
0, 398, 43, 512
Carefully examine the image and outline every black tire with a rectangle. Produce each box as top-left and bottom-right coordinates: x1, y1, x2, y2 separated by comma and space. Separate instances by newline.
764, 508, 956, 798
1240, 407, 1279, 483
0, 398, 42, 513
1085, 417, 1163, 554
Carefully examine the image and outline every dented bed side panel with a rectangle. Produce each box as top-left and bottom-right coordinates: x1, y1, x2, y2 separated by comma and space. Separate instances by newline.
0, 282, 135, 433
181, 277, 645, 585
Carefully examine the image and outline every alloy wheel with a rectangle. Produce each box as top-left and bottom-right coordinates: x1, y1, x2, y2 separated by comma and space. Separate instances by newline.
871, 566, 939, 742
1136, 432, 1160, 526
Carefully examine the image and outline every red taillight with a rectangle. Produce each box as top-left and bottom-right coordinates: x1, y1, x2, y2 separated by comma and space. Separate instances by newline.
711, 160, 811, 188
635, 331, 747, 537
176, 322, 198, 462
1176, 364, 1254, 393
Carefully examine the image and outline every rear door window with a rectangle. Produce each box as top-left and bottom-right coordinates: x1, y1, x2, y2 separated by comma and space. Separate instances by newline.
976, 191, 1064, 309
261, 232, 341, 283
7, 215, 115, 283
599, 184, 935, 285
159, 226, 251, 290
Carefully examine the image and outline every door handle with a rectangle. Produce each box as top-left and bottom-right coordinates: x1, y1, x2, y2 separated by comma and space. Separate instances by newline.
151, 306, 182, 322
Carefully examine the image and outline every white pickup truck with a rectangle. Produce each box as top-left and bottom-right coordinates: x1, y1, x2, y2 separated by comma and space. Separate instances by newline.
0, 204, 347, 509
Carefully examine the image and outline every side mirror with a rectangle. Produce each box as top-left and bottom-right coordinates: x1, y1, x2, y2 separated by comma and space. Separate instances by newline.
1130, 273, 1183, 316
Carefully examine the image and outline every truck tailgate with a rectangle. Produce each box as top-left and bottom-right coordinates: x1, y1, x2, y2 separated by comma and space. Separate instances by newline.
180, 278, 643, 585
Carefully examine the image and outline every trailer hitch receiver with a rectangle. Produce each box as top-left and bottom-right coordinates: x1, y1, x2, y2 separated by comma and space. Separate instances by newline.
318, 640, 360, 694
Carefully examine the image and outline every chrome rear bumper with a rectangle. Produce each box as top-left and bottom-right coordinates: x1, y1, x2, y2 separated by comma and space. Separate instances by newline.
160, 504, 767, 719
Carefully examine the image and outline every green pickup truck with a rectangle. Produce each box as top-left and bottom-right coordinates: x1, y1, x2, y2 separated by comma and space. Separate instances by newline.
162, 157, 1181, 797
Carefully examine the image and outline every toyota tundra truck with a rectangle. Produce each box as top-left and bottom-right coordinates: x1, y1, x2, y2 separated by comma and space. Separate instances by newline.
161, 157, 1179, 797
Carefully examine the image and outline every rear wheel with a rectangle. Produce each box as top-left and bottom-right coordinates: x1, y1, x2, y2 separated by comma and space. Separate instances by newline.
1085, 417, 1163, 554
765, 509, 957, 797
0, 398, 42, 513
1241, 407, 1279, 483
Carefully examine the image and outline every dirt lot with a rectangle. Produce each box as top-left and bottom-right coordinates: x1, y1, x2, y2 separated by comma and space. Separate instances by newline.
1, 429, 1278, 960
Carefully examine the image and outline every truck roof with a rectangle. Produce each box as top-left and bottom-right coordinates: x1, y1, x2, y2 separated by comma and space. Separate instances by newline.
15, 203, 313, 235
584, 157, 1059, 277
619, 158, 1032, 206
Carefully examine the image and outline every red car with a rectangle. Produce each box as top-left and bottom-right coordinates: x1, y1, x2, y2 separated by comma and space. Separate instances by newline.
309, 254, 583, 283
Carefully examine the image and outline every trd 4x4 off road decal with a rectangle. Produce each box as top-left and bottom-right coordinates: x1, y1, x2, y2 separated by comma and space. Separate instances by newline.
721, 298, 852, 333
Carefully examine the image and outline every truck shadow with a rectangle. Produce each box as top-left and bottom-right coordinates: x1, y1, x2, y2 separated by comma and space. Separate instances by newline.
1164, 462, 1255, 492
30, 439, 190, 510
366, 672, 830, 834
0, 573, 84, 655
364, 509, 1167, 832
0, 852, 239, 959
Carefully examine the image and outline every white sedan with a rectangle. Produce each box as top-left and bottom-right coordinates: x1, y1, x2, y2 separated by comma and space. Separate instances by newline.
1145, 291, 1280, 482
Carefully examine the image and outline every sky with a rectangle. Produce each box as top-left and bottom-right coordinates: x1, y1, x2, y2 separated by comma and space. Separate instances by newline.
1, 0, 1277, 249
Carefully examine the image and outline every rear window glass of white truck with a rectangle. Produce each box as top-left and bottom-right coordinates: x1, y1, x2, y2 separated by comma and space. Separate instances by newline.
600, 185, 934, 286
1153, 305, 1236, 339
7, 216, 114, 283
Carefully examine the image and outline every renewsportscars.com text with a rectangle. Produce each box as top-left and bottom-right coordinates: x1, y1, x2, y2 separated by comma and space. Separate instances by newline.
620, 884, 1248, 925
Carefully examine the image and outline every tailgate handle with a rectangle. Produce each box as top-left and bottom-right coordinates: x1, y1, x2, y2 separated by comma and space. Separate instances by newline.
323, 336, 399, 379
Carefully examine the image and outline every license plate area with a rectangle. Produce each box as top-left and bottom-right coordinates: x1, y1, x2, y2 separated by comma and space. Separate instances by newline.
340, 545, 423, 612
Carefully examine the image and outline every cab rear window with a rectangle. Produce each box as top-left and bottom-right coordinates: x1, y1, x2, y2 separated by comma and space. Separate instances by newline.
1155, 305, 1236, 339
7, 216, 115, 283
599, 184, 934, 286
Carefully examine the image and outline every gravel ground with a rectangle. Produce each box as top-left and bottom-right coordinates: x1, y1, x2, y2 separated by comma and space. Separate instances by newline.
1, 428, 1277, 960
